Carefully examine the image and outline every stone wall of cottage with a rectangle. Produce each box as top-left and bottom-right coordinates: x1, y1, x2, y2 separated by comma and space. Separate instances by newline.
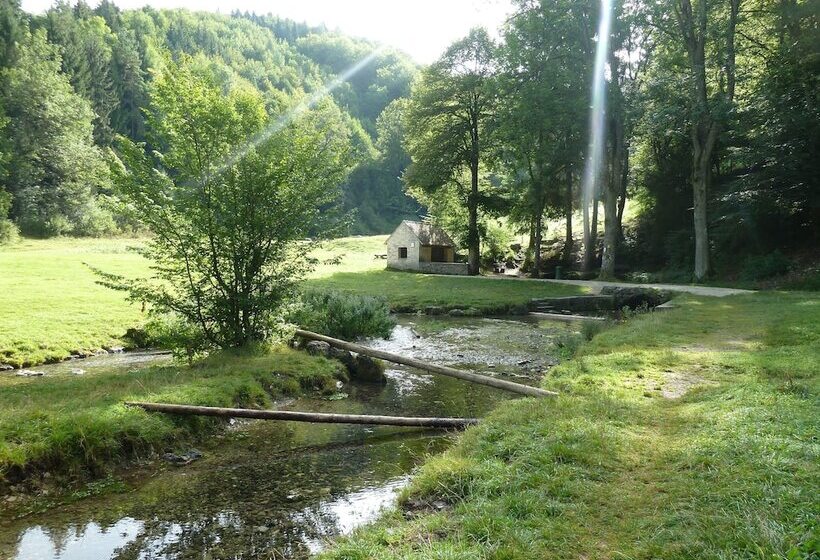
386, 223, 420, 270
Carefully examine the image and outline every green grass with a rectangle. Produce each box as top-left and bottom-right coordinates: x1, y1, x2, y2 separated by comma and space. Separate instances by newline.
1, 235, 584, 367
310, 271, 584, 313
0, 346, 344, 484
0, 237, 151, 367
321, 292, 819, 559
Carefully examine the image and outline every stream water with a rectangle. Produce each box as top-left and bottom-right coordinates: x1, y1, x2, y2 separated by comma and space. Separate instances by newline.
0, 315, 576, 560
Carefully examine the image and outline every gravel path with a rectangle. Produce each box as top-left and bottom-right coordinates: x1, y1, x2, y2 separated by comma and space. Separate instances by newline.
460, 274, 754, 297
534, 278, 752, 297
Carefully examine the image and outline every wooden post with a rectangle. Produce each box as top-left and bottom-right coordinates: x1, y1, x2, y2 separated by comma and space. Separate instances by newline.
294, 329, 558, 398
126, 402, 479, 429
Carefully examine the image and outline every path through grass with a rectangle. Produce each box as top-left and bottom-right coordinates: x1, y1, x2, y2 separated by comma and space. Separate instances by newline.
321, 292, 819, 559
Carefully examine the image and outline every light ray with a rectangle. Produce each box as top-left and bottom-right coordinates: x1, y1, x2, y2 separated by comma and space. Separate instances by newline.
212, 46, 386, 177
581, 0, 613, 210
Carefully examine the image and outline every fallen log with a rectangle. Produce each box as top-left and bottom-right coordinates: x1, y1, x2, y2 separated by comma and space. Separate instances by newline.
294, 329, 558, 398
528, 311, 607, 322
126, 402, 479, 429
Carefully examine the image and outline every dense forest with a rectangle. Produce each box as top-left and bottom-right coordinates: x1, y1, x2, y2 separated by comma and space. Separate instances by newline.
0, 0, 817, 283
0, 0, 420, 238
401, 0, 818, 283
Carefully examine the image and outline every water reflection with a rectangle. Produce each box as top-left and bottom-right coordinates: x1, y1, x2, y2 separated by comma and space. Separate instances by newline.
15, 519, 143, 560
2, 315, 566, 559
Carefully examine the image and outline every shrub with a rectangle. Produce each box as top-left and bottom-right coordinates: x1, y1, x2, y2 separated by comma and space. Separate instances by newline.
143, 314, 211, 363
290, 289, 395, 340
0, 190, 17, 245
18, 213, 73, 238
0, 218, 18, 245
740, 251, 792, 281
581, 319, 612, 341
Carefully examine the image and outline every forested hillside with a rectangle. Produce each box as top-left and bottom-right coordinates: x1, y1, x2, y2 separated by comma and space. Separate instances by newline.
0, 0, 419, 238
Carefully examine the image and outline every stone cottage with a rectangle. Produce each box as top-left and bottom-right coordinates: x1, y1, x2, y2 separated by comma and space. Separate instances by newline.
386, 221, 468, 275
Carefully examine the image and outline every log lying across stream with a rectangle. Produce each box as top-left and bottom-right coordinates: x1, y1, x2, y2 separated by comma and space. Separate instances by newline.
126, 402, 479, 428
529, 311, 608, 322
295, 329, 558, 398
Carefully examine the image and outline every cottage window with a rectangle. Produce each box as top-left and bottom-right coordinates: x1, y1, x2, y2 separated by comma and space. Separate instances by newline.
398, 247, 408, 259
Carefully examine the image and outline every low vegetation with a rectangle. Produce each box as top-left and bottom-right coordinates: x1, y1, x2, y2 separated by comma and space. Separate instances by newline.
321, 292, 819, 559
290, 289, 396, 340
0, 347, 345, 486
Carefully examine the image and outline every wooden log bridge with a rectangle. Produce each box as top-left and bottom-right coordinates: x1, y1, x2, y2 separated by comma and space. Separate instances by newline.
126, 402, 478, 429
294, 329, 558, 398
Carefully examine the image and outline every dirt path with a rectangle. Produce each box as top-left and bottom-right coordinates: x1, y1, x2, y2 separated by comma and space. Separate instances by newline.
476, 274, 753, 297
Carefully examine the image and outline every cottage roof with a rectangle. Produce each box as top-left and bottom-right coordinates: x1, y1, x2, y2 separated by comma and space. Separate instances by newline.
398, 220, 455, 247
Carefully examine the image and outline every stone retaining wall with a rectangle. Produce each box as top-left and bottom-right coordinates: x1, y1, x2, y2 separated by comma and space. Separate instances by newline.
417, 262, 470, 275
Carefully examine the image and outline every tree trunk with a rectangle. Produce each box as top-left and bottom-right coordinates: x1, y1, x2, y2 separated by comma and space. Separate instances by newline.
295, 329, 558, 398
601, 113, 625, 280
563, 166, 573, 264
675, 0, 738, 282
582, 191, 591, 272
467, 159, 480, 275
616, 153, 628, 243
583, 192, 598, 274
691, 125, 715, 282
532, 211, 543, 279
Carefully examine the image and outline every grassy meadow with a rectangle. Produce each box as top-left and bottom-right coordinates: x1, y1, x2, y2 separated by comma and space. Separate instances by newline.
0, 237, 151, 367
322, 292, 820, 559
1, 235, 584, 368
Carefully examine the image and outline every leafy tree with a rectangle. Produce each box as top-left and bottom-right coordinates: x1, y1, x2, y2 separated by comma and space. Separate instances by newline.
404, 28, 499, 275
40, 3, 119, 145
599, 0, 652, 279
0, 0, 24, 68
110, 28, 146, 140
498, 0, 592, 276
108, 59, 354, 348
669, 0, 740, 281
1, 29, 110, 236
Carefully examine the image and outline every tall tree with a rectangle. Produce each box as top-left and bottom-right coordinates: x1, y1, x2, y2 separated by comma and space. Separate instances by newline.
600, 0, 651, 279
0, 0, 24, 69
673, 0, 740, 281
499, 0, 591, 277
1, 29, 109, 236
404, 28, 498, 275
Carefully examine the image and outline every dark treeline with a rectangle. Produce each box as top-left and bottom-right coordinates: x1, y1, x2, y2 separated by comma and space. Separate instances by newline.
0, 0, 420, 239
403, 0, 818, 283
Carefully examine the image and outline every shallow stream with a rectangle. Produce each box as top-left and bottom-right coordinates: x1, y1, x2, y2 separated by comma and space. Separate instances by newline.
0, 315, 576, 559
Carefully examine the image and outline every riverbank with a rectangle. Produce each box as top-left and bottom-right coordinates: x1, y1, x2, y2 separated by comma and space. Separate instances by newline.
0, 314, 557, 558
321, 291, 819, 559
0, 346, 345, 501
0, 236, 584, 368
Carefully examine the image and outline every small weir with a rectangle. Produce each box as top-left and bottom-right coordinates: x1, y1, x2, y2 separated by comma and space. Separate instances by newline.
0, 314, 579, 559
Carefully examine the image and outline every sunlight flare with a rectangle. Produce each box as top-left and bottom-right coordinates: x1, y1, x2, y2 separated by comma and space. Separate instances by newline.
213, 46, 386, 177
581, 0, 613, 209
